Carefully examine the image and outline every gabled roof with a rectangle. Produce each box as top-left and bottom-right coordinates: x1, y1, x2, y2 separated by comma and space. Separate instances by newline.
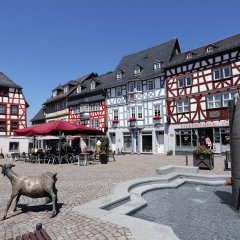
31, 107, 45, 123
44, 73, 95, 104
107, 39, 180, 86
0, 72, 22, 89
168, 33, 240, 67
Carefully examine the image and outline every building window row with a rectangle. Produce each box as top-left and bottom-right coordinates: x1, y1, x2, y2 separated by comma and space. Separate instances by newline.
178, 75, 192, 88
128, 106, 143, 119
0, 104, 18, 115
0, 121, 18, 132
89, 119, 99, 128
212, 66, 231, 81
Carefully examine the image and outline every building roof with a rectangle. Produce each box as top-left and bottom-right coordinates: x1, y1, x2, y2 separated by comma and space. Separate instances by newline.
168, 33, 240, 67
31, 107, 45, 123
0, 72, 22, 89
44, 73, 95, 104
106, 39, 180, 87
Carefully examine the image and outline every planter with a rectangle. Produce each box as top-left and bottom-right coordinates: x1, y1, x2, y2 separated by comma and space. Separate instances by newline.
100, 154, 108, 164
193, 154, 214, 170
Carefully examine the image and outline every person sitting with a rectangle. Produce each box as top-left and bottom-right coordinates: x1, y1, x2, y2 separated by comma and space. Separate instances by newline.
205, 136, 212, 149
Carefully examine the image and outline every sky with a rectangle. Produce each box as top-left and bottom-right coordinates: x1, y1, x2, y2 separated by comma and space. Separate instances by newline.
0, 0, 239, 125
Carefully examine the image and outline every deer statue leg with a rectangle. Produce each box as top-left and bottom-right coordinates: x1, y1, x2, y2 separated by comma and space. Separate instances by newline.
3, 192, 18, 220
46, 189, 57, 217
13, 194, 21, 211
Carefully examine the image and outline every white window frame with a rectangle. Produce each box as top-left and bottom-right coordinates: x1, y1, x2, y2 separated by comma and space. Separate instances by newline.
186, 53, 192, 59
134, 66, 141, 75
117, 72, 122, 80
130, 107, 136, 118
137, 106, 143, 119
153, 61, 161, 70
206, 46, 213, 53
76, 85, 81, 94
147, 80, 154, 91
116, 87, 122, 97
113, 110, 119, 120
90, 81, 96, 90
129, 82, 135, 92
178, 78, 185, 88
207, 94, 221, 109
52, 90, 57, 97
63, 85, 69, 93
213, 68, 221, 81
222, 66, 231, 79
222, 91, 237, 107
136, 81, 142, 91
177, 99, 189, 113
185, 76, 192, 87
154, 105, 161, 117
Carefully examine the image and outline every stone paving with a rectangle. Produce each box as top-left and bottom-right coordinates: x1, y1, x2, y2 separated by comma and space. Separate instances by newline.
0, 154, 229, 240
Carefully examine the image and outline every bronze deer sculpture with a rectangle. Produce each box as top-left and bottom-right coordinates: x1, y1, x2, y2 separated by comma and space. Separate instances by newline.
0, 164, 58, 220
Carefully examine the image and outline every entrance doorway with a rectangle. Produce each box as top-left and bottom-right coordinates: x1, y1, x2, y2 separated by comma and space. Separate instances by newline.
157, 132, 164, 154
110, 133, 116, 151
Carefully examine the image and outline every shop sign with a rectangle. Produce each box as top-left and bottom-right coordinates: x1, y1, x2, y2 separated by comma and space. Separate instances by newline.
180, 120, 229, 129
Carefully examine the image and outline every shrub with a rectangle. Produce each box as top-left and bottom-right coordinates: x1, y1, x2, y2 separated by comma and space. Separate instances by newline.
167, 150, 173, 155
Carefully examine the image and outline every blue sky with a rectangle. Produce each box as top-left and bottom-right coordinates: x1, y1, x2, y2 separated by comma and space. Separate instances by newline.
0, 0, 239, 124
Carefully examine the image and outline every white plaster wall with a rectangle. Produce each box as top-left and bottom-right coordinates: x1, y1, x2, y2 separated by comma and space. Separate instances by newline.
0, 137, 29, 155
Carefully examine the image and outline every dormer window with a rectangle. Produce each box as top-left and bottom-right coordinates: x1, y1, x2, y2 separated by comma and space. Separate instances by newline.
153, 60, 161, 70
206, 45, 214, 53
185, 52, 193, 59
117, 70, 123, 80
90, 81, 96, 90
76, 85, 81, 94
134, 65, 142, 75
63, 85, 69, 93
52, 90, 57, 97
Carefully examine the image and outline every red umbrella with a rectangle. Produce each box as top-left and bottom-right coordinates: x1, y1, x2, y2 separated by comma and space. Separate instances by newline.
14, 120, 103, 136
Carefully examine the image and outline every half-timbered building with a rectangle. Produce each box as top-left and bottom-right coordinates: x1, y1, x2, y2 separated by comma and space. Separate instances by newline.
106, 39, 180, 154
68, 72, 113, 150
0, 72, 29, 154
166, 34, 240, 154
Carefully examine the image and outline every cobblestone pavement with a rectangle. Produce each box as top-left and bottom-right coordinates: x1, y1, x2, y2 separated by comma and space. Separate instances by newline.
0, 154, 229, 240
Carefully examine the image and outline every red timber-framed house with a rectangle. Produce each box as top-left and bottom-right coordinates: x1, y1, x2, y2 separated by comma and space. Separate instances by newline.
166, 34, 240, 154
68, 72, 113, 151
0, 72, 29, 155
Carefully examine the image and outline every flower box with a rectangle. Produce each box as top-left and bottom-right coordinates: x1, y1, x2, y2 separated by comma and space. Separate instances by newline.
112, 120, 119, 123
153, 116, 161, 120
128, 118, 136, 121
193, 153, 214, 170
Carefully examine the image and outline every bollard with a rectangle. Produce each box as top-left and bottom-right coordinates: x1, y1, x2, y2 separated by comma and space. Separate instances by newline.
36, 223, 42, 231
186, 155, 188, 166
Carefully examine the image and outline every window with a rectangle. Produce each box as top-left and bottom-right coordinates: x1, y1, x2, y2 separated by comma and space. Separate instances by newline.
222, 91, 237, 107
116, 87, 122, 97
213, 68, 221, 80
117, 71, 123, 80
147, 80, 154, 90
129, 82, 135, 92
136, 81, 142, 91
11, 122, 18, 131
154, 105, 161, 116
52, 90, 57, 97
76, 85, 81, 93
177, 99, 189, 113
113, 110, 119, 120
89, 119, 99, 128
11, 105, 18, 115
154, 61, 161, 70
178, 76, 192, 88
186, 52, 193, 59
63, 85, 69, 93
134, 66, 141, 75
90, 103, 100, 111
178, 78, 185, 88
129, 107, 136, 118
90, 81, 96, 90
0, 104, 6, 114
9, 142, 19, 152
0, 121, 6, 131
206, 46, 214, 53
223, 66, 231, 79
207, 94, 221, 109
137, 107, 143, 119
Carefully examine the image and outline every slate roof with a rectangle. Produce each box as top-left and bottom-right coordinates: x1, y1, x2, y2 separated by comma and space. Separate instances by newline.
167, 33, 240, 67
31, 107, 45, 123
106, 39, 180, 88
0, 72, 22, 89
44, 73, 95, 104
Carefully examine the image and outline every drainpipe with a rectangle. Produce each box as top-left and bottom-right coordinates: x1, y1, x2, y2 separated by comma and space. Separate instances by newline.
229, 98, 240, 210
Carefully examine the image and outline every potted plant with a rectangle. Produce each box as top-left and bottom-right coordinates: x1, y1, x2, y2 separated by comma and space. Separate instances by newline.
193, 145, 214, 169
99, 136, 109, 164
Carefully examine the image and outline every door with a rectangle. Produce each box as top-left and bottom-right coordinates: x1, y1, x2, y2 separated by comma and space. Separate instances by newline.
157, 132, 164, 154
110, 133, 116, 151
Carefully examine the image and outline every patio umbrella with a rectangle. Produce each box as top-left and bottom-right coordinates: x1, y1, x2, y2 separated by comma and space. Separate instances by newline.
15, 120, 103, 160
